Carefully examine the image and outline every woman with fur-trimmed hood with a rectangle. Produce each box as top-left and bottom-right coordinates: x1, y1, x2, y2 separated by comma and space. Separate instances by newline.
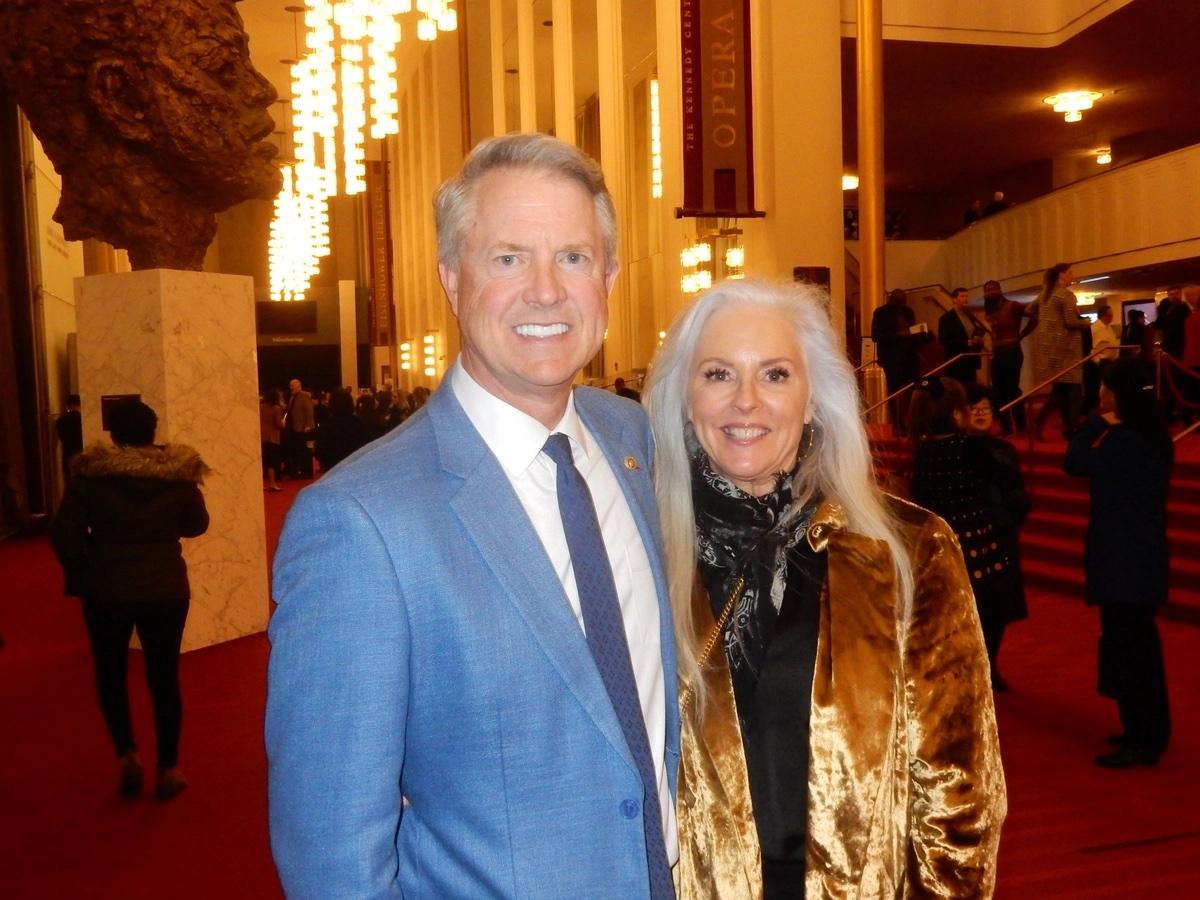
51, 399, 209, 802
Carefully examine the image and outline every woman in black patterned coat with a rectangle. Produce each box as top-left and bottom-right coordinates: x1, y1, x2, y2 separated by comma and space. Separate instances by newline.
909, 378, 1029, 691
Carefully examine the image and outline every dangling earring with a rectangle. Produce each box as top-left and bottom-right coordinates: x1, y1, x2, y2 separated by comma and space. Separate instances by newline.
796, 422, 816, 463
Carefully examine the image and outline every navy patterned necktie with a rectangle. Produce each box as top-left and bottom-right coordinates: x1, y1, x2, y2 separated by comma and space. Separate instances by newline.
542, 433, 673, 899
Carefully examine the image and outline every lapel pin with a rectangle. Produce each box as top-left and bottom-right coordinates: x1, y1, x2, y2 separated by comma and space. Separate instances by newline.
624, 456, 638, 470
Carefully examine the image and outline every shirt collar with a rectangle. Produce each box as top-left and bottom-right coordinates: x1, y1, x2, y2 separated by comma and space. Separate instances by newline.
450, 361, 593, 477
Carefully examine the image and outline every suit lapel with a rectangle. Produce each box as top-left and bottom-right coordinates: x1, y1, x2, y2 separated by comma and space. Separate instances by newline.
427, 384, 636, 772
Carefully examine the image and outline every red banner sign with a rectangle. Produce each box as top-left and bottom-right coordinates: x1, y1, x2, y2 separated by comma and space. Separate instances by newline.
679, 0, 760, 217
365, 161, 394, 347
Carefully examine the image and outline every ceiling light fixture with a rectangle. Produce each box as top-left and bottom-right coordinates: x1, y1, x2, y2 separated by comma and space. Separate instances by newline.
1095, 147, 1112, 165
269, 9, 333, 300
649, 78, 663, 199
842, 174, 859, 191
291, 0, 457, 198
1043, 90, 1102, 123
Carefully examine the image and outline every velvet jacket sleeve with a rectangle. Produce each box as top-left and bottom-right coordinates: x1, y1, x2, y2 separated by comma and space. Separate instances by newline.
903, 511, 1006, 897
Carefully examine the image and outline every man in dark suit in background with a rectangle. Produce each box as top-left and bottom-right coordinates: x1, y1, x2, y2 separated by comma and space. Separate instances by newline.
55, 394, 84, 478
871, 288, 921, 434
283, 378, 314, 479
939, 287, 986, 385
614, 377, 642, 402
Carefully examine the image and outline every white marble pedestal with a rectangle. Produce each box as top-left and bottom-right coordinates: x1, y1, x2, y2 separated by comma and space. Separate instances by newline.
74, 270, 268, 651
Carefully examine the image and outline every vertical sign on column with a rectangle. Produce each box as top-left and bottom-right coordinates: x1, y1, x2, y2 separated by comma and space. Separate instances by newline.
365, 160, 394, 348
678, 0, 763, 218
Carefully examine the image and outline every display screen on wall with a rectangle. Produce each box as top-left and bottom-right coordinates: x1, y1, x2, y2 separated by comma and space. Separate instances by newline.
100, 394, 141, 432
256, 301, 318, 334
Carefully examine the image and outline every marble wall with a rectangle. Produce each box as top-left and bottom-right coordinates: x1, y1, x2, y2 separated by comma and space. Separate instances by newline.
74, 270, 269, 651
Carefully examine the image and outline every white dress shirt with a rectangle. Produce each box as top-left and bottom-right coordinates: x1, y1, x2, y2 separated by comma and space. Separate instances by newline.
1091, 319, 1119, 361
451, 363, 678, 862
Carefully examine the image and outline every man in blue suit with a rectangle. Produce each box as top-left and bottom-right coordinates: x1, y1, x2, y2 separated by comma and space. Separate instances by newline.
266, 133, 679, 898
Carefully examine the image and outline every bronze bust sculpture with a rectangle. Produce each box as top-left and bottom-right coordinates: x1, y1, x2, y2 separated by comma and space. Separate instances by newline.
0, 0, 282, 270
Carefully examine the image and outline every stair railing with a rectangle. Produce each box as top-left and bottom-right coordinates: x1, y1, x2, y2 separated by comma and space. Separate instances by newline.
998, 345, 1139, 457
1176, 420, 1200, 444
1160, 352, 1200, 444
862, 352, 990, 416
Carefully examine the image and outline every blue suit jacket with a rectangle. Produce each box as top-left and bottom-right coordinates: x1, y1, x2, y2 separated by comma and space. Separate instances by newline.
266, 381, 679, 898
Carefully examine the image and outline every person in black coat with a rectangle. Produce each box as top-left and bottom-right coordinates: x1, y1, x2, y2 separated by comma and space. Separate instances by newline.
871, 289, 921, 434
314, 388, 370, 473
1064, 360, 1172, 767
909, 378, 1029, 691
55, 393, 83, 478
937, 287, 986, 385
50, 400, 209, 800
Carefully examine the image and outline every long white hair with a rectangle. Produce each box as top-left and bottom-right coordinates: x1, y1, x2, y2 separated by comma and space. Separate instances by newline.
644, 278, 914, 710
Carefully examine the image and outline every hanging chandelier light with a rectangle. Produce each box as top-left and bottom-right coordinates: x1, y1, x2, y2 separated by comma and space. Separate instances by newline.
291, 0, 458, 198
1042, 90, 1102, 123
270, 1, 456, 301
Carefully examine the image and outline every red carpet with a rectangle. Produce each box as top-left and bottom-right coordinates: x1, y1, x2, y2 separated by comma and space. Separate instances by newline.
2, 475, 1198, 897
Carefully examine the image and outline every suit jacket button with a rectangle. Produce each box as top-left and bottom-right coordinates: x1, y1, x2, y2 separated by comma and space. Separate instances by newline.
620, 799, 640, 819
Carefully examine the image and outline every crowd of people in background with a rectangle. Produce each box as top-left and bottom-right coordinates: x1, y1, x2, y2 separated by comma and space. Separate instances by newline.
258, 382, 434, 486
259, 376, 644, 488
871, 262, 1188, 770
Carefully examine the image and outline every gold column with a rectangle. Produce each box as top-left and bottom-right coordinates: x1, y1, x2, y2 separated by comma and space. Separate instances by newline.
595, 0, 631, 378
517, 0, 537, 130
489, 0, 506, 135
856, 0, 885, 333
552, 0, 576, 143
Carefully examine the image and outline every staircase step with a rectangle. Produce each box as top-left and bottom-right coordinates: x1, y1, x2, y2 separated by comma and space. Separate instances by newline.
1022, 558, 1085, 599
1020, 532, 1200, 590
1023, 510, 1087, 539
1019, 534, 1084, 569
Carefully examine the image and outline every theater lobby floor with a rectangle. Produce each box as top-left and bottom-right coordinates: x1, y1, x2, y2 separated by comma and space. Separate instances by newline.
2, 478, 1198, 898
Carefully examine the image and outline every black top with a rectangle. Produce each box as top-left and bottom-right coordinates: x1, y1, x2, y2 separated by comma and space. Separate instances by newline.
1063, 415, 1172, 606
870, 303, 918, 383
911, 434, 1028, 624
50, 445, 209, 604
713, 543, 826, 898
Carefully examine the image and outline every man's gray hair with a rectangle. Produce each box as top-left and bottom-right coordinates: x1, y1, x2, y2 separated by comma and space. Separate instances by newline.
433, 133, 618, 272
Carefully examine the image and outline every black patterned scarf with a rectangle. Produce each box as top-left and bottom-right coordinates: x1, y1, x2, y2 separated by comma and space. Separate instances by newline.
689, 438, 822, 703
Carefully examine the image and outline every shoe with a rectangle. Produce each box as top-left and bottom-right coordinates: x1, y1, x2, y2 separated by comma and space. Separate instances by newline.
267, 486, 283, 492
1107, 732, 1128, 747
118, 753, 143, 799
155, 767, 188, 802
1095, 747, 1159, 768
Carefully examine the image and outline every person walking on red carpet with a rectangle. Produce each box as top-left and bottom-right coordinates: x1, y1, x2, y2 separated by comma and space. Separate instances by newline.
1064, 359, 1172, 768
50, 399, 209, 800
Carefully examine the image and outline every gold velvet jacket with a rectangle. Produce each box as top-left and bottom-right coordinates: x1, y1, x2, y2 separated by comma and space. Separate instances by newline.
674, 496, 1006, 899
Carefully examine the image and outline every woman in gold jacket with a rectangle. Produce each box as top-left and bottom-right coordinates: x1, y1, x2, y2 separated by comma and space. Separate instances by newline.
644, 279, 1006, 898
